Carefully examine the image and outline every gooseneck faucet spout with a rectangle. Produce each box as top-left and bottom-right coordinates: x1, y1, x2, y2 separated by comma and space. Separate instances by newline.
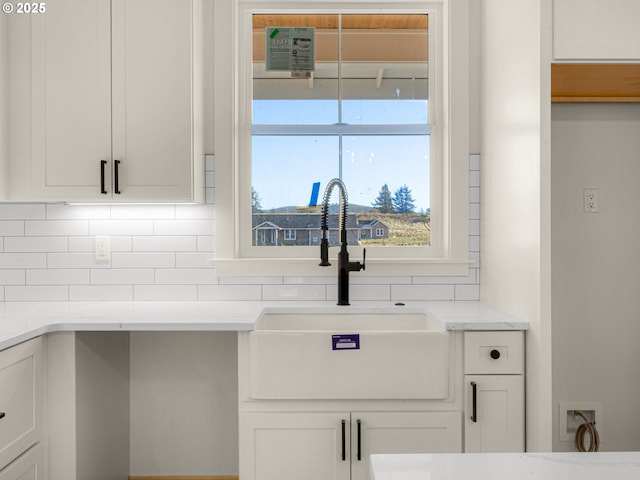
318, 179, 366, 305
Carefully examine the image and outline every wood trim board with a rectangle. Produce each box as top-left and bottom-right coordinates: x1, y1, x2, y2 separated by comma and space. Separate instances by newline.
551, 64, 640, 103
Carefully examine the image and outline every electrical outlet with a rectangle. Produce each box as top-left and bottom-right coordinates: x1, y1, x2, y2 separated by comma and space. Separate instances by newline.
583, 188, 599, 213
95, 236, 110, 261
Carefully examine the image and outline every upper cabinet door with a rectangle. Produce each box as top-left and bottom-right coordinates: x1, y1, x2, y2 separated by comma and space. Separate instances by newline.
15, 0, 203, 203
30, 0, 112, 200
110, 0, 196, 202
553, 0, 640, 61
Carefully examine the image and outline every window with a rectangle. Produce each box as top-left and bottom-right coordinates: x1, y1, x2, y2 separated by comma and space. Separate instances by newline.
214, 1, 470, 276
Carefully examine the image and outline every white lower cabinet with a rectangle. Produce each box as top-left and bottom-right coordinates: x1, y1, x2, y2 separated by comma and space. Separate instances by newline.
463, 331, 525, 452
463, 375, 524, 452
0, 445, 44, 480
0, 338, 42, 474
240, 411, 461, 480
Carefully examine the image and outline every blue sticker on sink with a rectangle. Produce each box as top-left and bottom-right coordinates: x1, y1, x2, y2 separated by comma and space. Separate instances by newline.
332, 334, 360, 351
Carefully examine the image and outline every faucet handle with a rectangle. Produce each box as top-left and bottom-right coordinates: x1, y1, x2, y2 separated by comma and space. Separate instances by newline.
348, 248, 366, 272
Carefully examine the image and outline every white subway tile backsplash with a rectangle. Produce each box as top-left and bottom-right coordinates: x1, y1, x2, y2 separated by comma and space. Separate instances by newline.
197, 285, 262, 301
69, 285, 133, 301
47, 253, 111, 269
154, 219, 213, 236
133, 236, 197, 252
68, 236, 133, 253
0, 270, 26, 285
5, 285, 68, 301
328, 284, 391, 302
0, 253, 47, 269
262, 284, 326, 301
205, 187, 215, 205
111, 253, 176, 269
155, 268, 218, 285
90, 220, 154, 236
196, 236, 214, 252
90, 269, 155, 285
0, 154, 481, 303
175, 252, 213, 269
134, 285, 198, 301
469, 203, 480, 220
391, 284, 455, 301
455, 284, 480, 301
27, 269, 90, 285
205, 154, 215, 172
175, 204, 215, 220
469, 186, 480, 204
46, 204, 110, 220
110, 205, 176, 220
470, 153, 480, 171
4, 236, 68, 253
220, 276, 282, 285
283, 276, 335, 285
0, 221, 25, 236
26, 220, 89, 236
0, 204, 45, 220
412, 269, 477, 285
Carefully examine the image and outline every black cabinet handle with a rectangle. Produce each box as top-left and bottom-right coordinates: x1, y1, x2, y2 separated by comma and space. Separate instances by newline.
490, 349, 501, 360
341, 420, 346, 461
100, 160, 107, 194
357, 419, 362, 461
114, 160, 121, 194
0, 412, 5, 420
471, 381, 477, 423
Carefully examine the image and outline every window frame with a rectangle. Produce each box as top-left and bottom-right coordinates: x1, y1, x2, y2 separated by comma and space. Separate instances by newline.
213, 0, 470, 276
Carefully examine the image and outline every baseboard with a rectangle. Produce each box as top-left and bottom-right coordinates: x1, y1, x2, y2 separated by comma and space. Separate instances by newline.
129, 476, 239, 480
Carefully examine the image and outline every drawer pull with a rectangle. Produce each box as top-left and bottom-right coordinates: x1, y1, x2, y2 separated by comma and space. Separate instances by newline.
100, 160, 108, 194
490, 349, 501, 360
341, 419, 346, 461
114, 160, 122, 194
357, 419, 362, 461
470, 381, 477, 423
0, 412, 5, 420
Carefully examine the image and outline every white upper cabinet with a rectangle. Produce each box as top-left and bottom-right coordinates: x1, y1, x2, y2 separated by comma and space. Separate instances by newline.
9, 0, 203, 202
553, 0, 640, 61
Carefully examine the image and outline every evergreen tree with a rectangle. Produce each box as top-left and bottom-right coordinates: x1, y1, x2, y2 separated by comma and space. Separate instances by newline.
252, 187, 263, 213
393, 185, 416, 213
371, 184, 394, 213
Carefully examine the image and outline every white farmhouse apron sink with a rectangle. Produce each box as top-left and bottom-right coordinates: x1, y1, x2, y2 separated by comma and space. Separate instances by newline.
248, 307, 450, 400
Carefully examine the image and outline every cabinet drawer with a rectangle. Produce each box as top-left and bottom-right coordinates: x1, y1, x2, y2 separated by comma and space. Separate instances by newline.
464, 331, 523, 374
0, 444, 44, 480
0, 338, 42, 470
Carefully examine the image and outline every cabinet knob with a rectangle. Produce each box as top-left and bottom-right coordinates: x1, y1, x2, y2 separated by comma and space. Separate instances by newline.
490, 349, 501, 360
0, 412, 5, 420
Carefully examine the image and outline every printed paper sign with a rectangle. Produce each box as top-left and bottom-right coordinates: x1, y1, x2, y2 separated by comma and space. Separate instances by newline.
266, 27, 315, 73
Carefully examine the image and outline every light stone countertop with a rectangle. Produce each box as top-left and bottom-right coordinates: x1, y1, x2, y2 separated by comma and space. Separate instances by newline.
0, 300, 527, 350
370, 452, 640, 480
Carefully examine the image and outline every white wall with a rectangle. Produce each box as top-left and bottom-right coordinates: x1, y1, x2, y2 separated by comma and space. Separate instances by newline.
130, 332, 238, 475
0, 13, 7, 198
478, 0, 552, 451
551, 103, 640, 451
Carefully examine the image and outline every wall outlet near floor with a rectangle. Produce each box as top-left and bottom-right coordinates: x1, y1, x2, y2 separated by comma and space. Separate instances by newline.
95, 236, 111, 261
558, 401, 603, 442
583, 188, 599, 213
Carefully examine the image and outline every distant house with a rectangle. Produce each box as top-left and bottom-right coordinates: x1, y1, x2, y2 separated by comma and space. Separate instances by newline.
358, 218, 390, 240
252, 213, 388, 246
